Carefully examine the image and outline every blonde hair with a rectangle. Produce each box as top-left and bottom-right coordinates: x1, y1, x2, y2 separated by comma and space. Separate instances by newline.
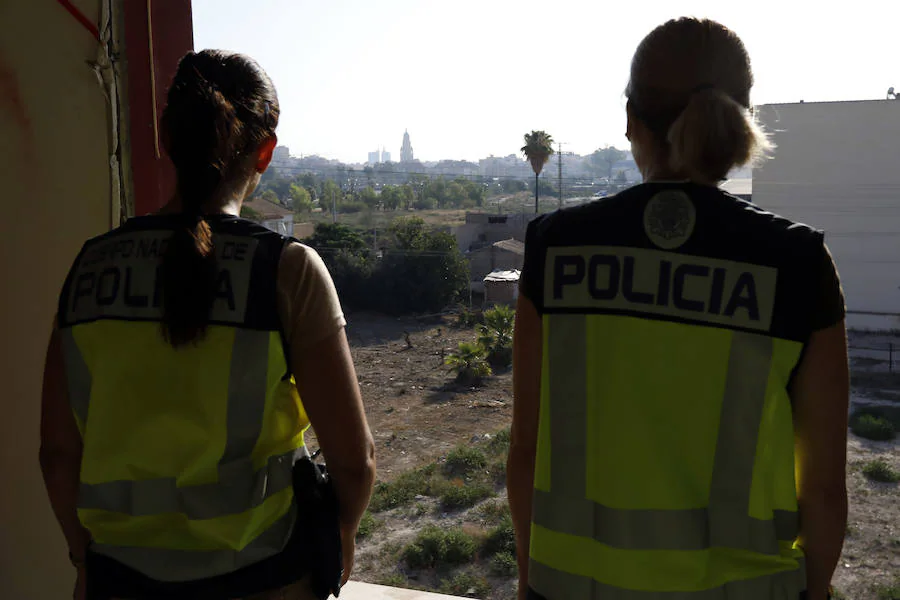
626, 17, 771, 182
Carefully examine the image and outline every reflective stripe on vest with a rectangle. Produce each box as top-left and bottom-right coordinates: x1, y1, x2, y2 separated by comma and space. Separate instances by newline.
530, 560, 806, 600
62, 327, 298, 581
530, 314, 803, 595
65, 328, 293, 520
91, 504, 297, 583
533, 315, 795, 553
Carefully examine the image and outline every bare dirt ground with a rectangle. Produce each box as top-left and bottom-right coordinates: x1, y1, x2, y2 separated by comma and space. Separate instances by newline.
325, 316, 899, 599
342, 312, 513, 480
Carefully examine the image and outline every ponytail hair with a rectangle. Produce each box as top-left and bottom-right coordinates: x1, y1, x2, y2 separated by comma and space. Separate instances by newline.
626, 17, 771, 183
666, 87, 770, 183
160, 50, 279, 347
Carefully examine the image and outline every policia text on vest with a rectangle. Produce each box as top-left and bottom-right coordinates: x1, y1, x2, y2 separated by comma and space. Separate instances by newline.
66, 231, 255, 324
546, 246, 777, 331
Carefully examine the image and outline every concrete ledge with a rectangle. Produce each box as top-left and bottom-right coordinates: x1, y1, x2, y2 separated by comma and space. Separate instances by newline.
341, 581, 469, 599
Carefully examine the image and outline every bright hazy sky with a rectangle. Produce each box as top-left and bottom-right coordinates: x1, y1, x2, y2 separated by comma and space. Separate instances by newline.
192, 0, 896, 163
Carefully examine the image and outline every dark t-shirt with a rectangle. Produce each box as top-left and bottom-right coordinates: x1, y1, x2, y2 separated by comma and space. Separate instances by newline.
520, 182, 845, 343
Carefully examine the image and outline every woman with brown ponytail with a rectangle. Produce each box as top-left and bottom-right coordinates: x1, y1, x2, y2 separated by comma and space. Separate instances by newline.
40, 50, 375, 599
509, 18, 848, 600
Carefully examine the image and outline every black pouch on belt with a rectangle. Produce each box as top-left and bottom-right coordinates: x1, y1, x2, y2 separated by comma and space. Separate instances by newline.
292, 452, 343, 599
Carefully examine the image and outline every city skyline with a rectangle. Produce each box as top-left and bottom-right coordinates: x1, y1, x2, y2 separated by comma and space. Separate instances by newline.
193, 0, 896, 163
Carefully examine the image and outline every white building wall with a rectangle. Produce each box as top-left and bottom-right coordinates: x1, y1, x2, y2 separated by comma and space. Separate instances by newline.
753, 100, 900, 330
261, 215, 294, 237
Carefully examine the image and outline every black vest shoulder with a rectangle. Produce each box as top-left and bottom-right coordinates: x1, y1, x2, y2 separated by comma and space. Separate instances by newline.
523, 183, 828, 343
58, 215, 294, 332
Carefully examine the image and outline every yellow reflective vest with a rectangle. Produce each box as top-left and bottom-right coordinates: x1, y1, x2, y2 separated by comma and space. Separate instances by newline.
57, 215, 309, 582
521, 183, 841, 599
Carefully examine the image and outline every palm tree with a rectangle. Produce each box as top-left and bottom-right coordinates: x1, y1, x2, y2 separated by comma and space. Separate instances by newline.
521, 130, 555, 213
445, 341, 492, 386
477, 304, 515, 368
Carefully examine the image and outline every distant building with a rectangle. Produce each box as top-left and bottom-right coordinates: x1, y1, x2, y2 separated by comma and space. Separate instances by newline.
400, 130, 414, 163
753, 99, 900, 330
478, 154, 531, 179
271, 145, 293, 175
483, 269, 521, 305
381, 150, 391, 163
367, 151, 380, 166
453, 212, 535, 253
466, 238, 525, 300
241, 197, 294, 237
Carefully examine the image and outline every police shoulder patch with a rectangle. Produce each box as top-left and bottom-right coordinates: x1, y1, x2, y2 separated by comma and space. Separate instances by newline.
643, 190, 696, 250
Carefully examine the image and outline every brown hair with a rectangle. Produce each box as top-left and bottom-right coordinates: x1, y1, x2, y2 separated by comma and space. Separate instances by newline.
160, 50, 279, 347
626, 17, 770, 182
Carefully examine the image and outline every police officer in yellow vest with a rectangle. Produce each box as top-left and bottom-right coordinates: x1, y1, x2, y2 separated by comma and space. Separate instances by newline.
508, 18, 849, 600
40, 50, 376, 599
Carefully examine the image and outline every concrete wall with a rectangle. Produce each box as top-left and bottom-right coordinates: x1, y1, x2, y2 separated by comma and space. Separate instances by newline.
753, 100, 900, 330
0, 1, 111, 596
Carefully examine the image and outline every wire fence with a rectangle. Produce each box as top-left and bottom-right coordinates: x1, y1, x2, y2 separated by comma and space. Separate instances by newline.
848, 342, 897, 373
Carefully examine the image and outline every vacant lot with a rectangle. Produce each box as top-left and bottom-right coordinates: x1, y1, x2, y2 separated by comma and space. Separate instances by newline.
331, 316, 899, 599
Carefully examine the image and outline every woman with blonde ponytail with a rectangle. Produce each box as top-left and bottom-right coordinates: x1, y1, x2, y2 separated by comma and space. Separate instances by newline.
510, 18, 847, 600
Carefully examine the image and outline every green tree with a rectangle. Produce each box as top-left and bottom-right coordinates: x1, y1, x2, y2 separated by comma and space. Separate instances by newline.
447, 181, 468, 208
322, 179, 343, 213
445, 342, 492, 385
360, 186, 379, 209
521, 130, 555, 213
477, 304, 515, 368
260, 189, 280, 205
397, 184, 416, 210
590, 146, 628, 183
377, 217, 469, 314
289, 183, 313, 213
460, 178, 486, 207
380, 185, 400, 210
390, 216, 428, 249
306, 223, 368, 253
500, 179, 528, 194
264, 174, 292, 202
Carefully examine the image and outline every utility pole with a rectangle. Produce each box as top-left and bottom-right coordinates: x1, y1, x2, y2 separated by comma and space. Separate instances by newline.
557, 143, 563, 210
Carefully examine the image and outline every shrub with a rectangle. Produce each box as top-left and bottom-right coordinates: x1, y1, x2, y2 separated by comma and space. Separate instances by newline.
851, 412, 896, 441
440, 483, 494, 510
476, 500, 511, 525
490, 551, 518, 577
876, 580, 900, 600
444, 446, 488, 478
477, 304, 515, 368
486, 427, 511, 456
402, 525, 478, 568
489, 459, 507, 484
862, 459, 900, 483
369, 465, 439, 512
356, 511, 381, 539
442, 528, 480, 564
445, 342, 492, 385
439, 571, 491, 597
483, 516, 517, 556
456, 306, 484, 328
378, 572, 411, 588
